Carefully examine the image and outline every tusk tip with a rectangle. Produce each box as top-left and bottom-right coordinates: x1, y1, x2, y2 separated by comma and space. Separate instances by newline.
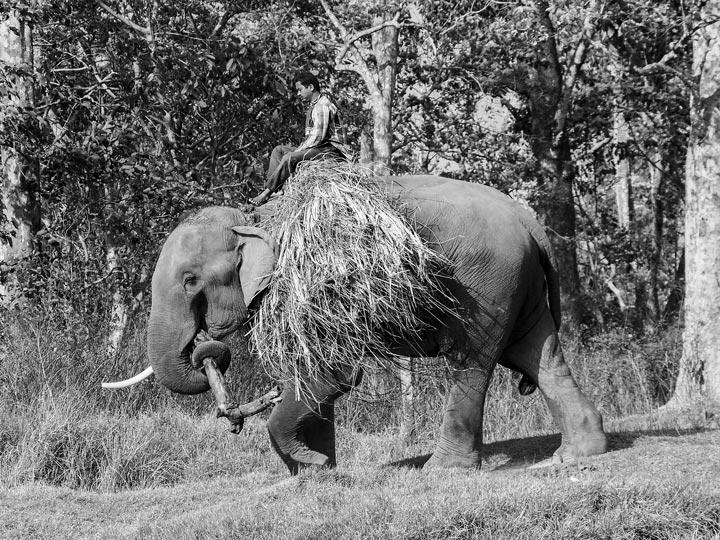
100, 366, 154, 390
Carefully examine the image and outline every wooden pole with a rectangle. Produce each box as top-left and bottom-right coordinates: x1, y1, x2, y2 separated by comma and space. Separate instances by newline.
203, 357, 282, 434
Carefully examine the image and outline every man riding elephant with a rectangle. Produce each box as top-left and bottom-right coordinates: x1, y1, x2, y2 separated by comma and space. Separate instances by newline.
249, 71, 350, 207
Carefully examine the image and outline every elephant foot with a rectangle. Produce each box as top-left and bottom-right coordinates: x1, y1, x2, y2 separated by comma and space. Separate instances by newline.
284, 456, 333, 476
424, 449, 481, 470
554, 431, 607, 463
269, 431, 333, 475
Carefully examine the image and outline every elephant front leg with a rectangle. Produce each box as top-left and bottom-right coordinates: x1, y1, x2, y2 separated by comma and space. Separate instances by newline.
267, 386, 338, 474
425, 366, 493, 469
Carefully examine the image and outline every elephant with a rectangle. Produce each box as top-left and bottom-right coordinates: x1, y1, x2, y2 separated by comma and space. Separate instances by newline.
118, 174, 607, 473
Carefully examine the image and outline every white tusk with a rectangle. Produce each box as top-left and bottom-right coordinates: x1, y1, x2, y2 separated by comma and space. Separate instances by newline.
101, 366, 154, 389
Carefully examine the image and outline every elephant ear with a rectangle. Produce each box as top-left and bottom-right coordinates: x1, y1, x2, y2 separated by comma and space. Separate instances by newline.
232, 226, 279, 308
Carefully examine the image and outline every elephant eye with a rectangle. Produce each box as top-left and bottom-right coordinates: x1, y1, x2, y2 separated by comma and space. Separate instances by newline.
183, 273, 198, 288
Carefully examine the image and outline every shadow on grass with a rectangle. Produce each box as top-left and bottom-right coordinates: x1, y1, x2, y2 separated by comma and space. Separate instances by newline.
386, 427, 713, 471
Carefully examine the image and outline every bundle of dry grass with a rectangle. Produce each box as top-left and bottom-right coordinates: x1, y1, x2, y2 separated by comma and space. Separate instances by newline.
250, 161, 453, 397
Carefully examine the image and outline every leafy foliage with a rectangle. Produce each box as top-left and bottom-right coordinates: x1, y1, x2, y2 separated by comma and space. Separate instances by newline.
0, 1, 696, 382
3, 1, 298, 329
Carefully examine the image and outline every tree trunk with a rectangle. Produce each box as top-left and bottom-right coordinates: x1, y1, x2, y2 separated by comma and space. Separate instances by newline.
398, 358, 415, 441
526, 0, 590, 332
649, 149, 665, 320
613, 106, 633, 228
662, 250, 684, 324
370, 98, 392, 175
0, 10, 40, 303
369, 17, 398, 176
535, 147, 585, 330
105, 246, 128, 356
321, 2, 399, 176
359, 129, 374, 167
673, 3, 720, 405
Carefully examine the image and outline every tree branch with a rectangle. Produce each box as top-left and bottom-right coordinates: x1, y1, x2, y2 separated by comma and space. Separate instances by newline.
437, 4, 492, 36
209, 6, 239, 39
633, 50, 694, 89
97, 0, 150, 35
336, 16, 401, 64
318, 0, 381, 96
588, 136, 611, 153
554, 0, 604, 146
535, 0, 562, 81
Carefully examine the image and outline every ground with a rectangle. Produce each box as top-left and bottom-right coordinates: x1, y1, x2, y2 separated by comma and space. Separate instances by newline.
1, 411, 718, 540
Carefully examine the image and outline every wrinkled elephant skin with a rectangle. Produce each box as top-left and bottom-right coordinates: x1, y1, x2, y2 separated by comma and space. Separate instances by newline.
146, 175, 607, 471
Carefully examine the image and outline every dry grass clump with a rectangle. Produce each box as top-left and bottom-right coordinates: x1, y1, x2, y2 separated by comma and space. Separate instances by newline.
0, 390, 280, 491
250, 161, 452, 397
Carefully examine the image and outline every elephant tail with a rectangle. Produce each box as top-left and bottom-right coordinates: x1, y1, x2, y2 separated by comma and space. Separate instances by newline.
522, 214, 562, 331
540, 237, 562, 331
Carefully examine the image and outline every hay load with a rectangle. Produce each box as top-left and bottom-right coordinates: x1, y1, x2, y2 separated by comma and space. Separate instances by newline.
250, 161, 452, 395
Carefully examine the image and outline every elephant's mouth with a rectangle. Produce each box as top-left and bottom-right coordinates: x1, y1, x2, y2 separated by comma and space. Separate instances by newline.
146, 307, 244, 395
208, 320, 244, 342
182, 317, 243, 370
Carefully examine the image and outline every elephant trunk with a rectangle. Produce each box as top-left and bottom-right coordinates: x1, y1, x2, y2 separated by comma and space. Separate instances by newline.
147, 312, 215, 395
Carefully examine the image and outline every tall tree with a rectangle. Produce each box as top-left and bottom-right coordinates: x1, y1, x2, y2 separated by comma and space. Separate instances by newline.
521, 0, 605, 329
320, 0, 402, 175
1, 0, 282, 343
673, 1, 720, 404
0, 6, 40, 304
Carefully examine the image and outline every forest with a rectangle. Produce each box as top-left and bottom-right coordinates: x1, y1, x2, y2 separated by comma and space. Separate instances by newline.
1, 0, 720, 491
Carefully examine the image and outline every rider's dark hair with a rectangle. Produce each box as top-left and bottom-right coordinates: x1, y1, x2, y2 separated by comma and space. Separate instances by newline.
294, 71, 321, 92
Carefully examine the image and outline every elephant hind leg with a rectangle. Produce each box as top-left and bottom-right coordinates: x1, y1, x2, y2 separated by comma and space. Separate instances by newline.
500, 310, 607, 462
424, 365, 494, 469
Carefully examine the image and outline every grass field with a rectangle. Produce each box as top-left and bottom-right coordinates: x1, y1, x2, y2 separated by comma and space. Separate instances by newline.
1, 411, 719, 540
1, 316, 719, 539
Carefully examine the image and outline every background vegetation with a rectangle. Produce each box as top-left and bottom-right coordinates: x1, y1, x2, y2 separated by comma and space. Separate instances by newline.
1, 2, 717, 528
1, 0, 691, 332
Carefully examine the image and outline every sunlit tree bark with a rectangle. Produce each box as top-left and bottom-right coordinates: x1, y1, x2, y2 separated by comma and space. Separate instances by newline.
320, 1, 399, 175
673, 2, 720, 404
613, 105, 633, 229
0, 8, 40, 303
